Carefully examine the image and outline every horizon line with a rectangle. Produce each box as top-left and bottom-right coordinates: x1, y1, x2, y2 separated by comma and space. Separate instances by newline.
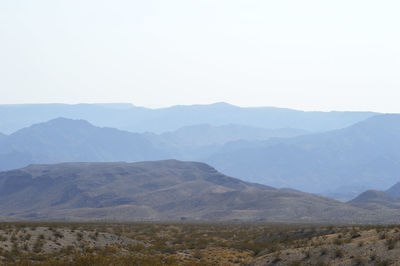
0, 101, 384, 114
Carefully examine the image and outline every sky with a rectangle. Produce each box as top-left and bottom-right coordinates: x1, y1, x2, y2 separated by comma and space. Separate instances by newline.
0, 0, 399, 112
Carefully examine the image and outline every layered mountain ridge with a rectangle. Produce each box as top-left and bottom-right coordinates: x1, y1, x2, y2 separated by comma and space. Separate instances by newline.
0, 103, 377, 134
2, 114, 400, 199
0, 118, 166, 171
205, 114, 400, 195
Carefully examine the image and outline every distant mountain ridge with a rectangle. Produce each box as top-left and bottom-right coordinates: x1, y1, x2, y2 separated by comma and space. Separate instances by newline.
0, 160, 388, 223
0, 118, 167, 171
0, 118, 311, 171
205, 114, 400, 195
156, 124, 307, 148
385, 182, 400, 199
0, 103, 377, 134
2, 114, 400, 200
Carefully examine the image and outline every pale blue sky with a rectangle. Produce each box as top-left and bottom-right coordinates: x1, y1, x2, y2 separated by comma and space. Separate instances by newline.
1, 0, 399, 111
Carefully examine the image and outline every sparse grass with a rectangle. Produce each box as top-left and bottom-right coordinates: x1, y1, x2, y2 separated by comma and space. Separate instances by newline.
370, 251, 377, 261
1, 222, 400, 265
319, 247, 328, 256
334, 248, 344, 258
352, 255, 364, 265
385, 237, 397, 250
289, 259, 303, 266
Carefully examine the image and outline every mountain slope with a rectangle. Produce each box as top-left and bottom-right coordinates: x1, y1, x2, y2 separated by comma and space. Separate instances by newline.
0, 118, 167, 171
385, 182, 400, 199
348, 190, 400, 210
206, 114, 400, 195
0, 160, 384, 223
0, 103, 376, 134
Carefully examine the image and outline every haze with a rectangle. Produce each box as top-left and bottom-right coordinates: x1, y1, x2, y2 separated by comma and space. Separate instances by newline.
1, 0, 399, 112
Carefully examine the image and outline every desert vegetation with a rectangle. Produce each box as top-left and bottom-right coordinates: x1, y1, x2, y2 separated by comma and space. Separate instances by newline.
0, 222, 400, 265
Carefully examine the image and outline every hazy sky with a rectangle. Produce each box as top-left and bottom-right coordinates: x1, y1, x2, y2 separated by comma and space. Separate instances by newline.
1, 0, 399, 111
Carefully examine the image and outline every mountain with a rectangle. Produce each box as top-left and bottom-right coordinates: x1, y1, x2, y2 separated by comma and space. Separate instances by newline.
0, 103, 376, 134
157, 124, 307, 148
0, 118, 167, 171
0, 160, 383, 223
0, 118, 307, 171
146, 124, 308, 160
348, 190, 400, 210
385, 182, 400, 199
205, 114, 400, 196
4, 114, 400, 200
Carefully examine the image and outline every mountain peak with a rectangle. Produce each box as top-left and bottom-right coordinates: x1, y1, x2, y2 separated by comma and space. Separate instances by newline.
45, 117, 93, 126
210, 102, 236, 107
9, 118, 96, 138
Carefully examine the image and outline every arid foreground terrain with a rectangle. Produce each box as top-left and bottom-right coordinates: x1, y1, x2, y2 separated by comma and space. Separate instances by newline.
0, 223, 400, 265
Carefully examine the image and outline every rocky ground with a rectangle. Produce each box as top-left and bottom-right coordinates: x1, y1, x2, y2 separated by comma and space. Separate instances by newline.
0, 223, 400, 265
251, 227, 400, 265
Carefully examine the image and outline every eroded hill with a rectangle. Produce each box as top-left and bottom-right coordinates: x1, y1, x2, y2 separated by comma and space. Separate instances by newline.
0, 160, 382, 223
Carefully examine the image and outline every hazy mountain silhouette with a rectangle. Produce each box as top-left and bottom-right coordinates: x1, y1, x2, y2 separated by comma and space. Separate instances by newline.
206, 114, 400, 196
385, 182, 400, 199
0, 118, 167, 171
0, 160, 383, 223
3, 114, 400, 200
0, 103, 376, 134
145, 124, 308, 160
0, 118, 310, 171
157, 124, 307, 148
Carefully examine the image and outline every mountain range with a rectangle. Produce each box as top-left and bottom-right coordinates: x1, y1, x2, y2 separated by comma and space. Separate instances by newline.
0, 103, 377, 134
2, 113, 400, 200
0, 118, 166, 171
0, 118, 307, 171
205, 114, 400, 197
0, 160, 392, 223
154, 124, 307, 148
2, 102, 400, 223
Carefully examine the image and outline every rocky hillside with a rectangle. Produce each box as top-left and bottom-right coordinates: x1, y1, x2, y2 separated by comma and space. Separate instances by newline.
0, 160, 384, 223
